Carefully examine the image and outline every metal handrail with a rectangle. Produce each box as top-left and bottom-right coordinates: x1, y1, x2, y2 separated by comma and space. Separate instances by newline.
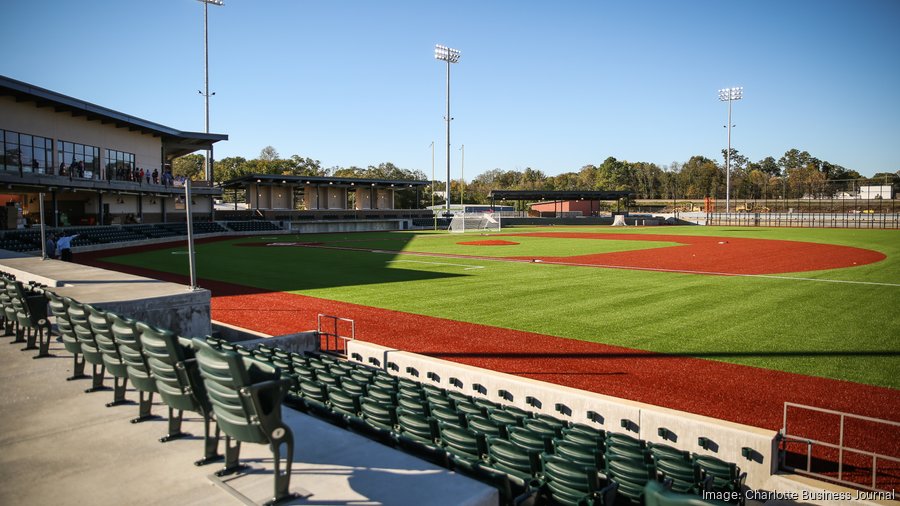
781, 402, 900, 492
316, 314, 355, 356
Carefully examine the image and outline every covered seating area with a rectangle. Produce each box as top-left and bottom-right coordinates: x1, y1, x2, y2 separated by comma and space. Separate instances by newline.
488, 190, 634, 217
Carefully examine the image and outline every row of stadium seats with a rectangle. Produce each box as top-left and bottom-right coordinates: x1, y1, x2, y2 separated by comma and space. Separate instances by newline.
0, 221, 284, 251
1, 285, 298, 505
1, 277, 745, 506
209, 338, 746, 506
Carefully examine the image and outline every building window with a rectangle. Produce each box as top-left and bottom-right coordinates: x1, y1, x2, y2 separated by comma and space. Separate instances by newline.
105, 149, 136, 181
2, 129, 53, 175
58, 140, 100, 179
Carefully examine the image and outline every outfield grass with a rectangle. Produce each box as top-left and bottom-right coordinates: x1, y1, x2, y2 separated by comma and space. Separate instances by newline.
100, 226, 900, 389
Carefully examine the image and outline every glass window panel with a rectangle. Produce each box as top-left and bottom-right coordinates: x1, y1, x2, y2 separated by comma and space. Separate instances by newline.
20, 134, 32, 147
6, 131, 18, 145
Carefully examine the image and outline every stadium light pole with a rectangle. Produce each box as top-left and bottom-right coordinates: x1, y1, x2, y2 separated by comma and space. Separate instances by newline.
435, 44, 460, 216
460, 144, 464, 207
718, 86, 742, 214
198, 0, 223, 183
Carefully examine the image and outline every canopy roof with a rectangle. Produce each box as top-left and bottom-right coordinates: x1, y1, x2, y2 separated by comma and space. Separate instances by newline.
0, 75, 227, 159
222, 174, 429, 189
488, 189, 632, 201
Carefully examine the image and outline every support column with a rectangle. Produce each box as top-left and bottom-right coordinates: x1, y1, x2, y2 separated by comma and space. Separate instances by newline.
138, 194, 143, 223
98, 193, 104, 226
52, 191, 58, 227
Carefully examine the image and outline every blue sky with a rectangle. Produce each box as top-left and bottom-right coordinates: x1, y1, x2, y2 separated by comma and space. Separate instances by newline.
2, 1, 898, 178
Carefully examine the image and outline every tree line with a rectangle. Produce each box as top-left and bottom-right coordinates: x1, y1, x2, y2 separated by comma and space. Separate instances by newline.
173, 146, 898, 205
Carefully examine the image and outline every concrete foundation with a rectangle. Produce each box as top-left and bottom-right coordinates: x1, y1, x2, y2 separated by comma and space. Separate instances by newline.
0, 253, 211, 337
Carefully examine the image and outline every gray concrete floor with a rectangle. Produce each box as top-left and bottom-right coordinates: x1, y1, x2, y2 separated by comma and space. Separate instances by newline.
0, 321, 495, 506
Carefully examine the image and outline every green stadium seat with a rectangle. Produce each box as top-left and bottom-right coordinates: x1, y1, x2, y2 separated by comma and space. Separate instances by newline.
655, 456, 703, 495
522, 418, 564, 438
508, 426, 555, 454
295, 378, 330, 416
46, 292, 87, 380
605, 455, 656, 505
192, 339, 297, 505
465, 414, 505, 438
68, 299, 108, 392
109, 313, 158, 423
540, 454, 618, 506
349, 398, 398, 444
643, 480, 732, 506
394, 411, 448, 467
86, 305, 129, 406
484, 436, 542, 489
137, 322, 222, 466
650, 443, 691, 462
693, 455, 746, 501
437, 424, 487, 473
487, 408, 527, 428
327, 386, 362, 422
10, 281, 51, 357
553, 439, 605, 468
429, 403, 466, 427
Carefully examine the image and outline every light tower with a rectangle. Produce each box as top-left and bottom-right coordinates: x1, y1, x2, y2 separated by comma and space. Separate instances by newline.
435, 44, 460, 215
718, 86, 743, 213
197, 0, 223, 183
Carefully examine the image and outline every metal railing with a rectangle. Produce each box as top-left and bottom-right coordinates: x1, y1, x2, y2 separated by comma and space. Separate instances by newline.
781, 402, 900, 491
316, 314, 355, 357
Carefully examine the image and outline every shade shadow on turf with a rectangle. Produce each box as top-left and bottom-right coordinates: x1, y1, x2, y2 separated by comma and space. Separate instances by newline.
83, 234, 469, 294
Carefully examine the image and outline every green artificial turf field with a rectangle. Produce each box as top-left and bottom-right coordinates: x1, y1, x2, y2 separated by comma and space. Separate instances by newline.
99, 226, 900, 389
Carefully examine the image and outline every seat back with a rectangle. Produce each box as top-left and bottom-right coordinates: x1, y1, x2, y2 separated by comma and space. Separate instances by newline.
541, 454, 604, 506
193, 338, 289, 445
68, 298, 102, 362
486, 437, 541, 481
87, 305, 126, 374
47, 291, 82, 356
644, 480, 731, 506
138, 322, 206, 413
109, 313, 155, 392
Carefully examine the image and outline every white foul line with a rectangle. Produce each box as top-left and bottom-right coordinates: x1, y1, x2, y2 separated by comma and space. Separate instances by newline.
388, 259, 484, 271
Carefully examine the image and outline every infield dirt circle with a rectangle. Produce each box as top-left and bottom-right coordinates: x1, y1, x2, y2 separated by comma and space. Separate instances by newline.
500, 232, 886, 275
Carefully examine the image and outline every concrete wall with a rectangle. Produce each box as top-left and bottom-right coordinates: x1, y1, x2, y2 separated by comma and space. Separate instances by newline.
291, 219, 402, 234
347, 340, 779, 491
1, 95, 162, 172
0, 256, 211, 337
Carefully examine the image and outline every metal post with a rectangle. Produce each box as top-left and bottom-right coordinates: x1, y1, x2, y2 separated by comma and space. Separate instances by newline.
198, 0, 223, 183
185, 180, 198, 290
39, 193, 47, 260
435, 44, 460, 217
719, 87, 743, 215
431, 141, 436, 230
460, 144, 464, 207
445, 59, 451, 215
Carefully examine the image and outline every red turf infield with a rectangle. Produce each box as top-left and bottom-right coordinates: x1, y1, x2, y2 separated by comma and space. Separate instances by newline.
500, 232, 886, 275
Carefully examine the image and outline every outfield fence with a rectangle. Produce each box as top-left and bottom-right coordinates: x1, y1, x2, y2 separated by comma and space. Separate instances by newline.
704, 211, 900, 229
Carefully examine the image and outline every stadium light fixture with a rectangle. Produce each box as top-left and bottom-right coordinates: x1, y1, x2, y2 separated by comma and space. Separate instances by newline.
435, 44, 461, 215
197, 0, 223, 183
718, 86, 743, 214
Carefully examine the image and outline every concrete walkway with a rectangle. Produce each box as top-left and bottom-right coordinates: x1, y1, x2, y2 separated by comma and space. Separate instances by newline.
0, 254, 495, 506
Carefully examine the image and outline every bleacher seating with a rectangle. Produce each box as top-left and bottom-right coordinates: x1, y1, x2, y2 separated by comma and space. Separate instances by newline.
5, 286, 749, 506
224, 221, 282, 232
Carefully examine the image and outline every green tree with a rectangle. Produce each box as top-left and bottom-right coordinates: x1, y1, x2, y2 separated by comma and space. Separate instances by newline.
171, 153, 205, 180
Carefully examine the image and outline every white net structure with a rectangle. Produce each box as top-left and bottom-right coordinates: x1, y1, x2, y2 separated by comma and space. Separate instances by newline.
448, 213, 502, 233
612, 214, 627, 226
